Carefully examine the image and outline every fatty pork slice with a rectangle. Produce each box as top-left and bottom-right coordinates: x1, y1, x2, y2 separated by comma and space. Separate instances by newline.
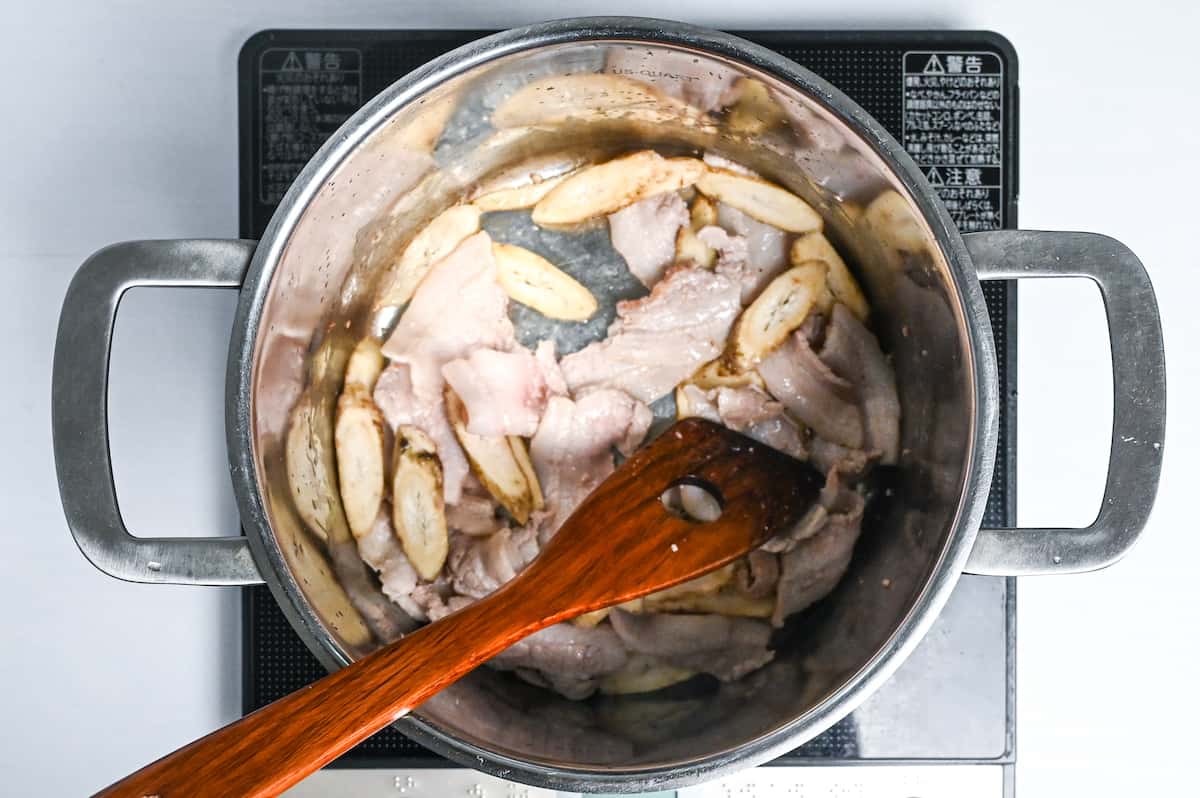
355, 508, 431, 624
561, 263, 742, 404
809, 436, 877, 479
446, 526, 540, 600
697, 224, 748, 273
442, 346, 549, 438
679, 383, 807, 459
738, 549, 781, 599
771, 489, 865, 627
373, 361, 470, 504
608, 192, 690, 288
676, 384, 721, 423
819, 303, 901, 464
713, 385, 808, 460
762, 468, 865, 624
534, 338, 568, 396
407, 579, 476, 623
530, 390, 652, 539
609, 609, 775, 681
758, 330, 865, 450
489, 623, 630, 701
381, 231, 515, 365
714, 202, 789, 304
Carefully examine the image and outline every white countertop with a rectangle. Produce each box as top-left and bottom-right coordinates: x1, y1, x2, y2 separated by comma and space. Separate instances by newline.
3, 1, 1196, 795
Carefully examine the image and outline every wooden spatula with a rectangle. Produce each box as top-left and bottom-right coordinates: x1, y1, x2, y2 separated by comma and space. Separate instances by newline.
97, 418, 823, 798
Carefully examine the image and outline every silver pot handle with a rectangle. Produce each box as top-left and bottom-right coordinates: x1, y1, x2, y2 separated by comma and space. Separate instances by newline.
963, 230, 1166, 575
52, 240, 265, 585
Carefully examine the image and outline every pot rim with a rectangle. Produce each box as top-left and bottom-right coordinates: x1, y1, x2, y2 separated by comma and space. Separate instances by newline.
226, 16, 999, 792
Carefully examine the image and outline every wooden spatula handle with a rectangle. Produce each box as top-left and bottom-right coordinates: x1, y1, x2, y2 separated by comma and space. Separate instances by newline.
95, 594, 547, 798
96, 419, 822, 797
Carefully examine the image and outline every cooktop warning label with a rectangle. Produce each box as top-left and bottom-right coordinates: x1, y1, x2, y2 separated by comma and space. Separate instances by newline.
258, 48, 362, 204
902, 51, 1004, 231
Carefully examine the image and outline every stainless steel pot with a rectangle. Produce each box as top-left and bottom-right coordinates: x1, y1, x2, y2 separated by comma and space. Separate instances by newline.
52, 18, 1166, 792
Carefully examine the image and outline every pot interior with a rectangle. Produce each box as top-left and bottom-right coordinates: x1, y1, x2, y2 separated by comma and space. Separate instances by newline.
247, 33, 977, 777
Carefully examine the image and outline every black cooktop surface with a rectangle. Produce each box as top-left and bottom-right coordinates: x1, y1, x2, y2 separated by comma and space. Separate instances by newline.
239, 28, 1018, 769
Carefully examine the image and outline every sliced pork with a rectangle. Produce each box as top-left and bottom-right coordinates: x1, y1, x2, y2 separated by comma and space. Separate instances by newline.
809, 436, 878, 479
771, 488, 865, 627
697, 225, 749, 272
737, 550, 781, 599
760, 503, 827, 554
798, 310, 827, 347
561, 263, 741, 403
619, 402, 655, 456
608, 192, 689, 287
356, 511, 417, 598
381, 231, 515, 364
374, 362, 470, 503
716, 385, 808, 460
442, 346, 549, 437
609, 609, 775, 681
677, 383, 807, 460
408, 579, 460, 623
714, 202, 789, 303
354, 509, 430, 624
424, 593, 474, 623
529, 390, 652, 537
758, 331, 865, 449
741, 414, 808, 461
762, 467, 865, 554
534, 339, 568, 396
677, 383, 721, 423
446, 526, 540, 599
714, 384, 782, 427
820, 303, 901, 464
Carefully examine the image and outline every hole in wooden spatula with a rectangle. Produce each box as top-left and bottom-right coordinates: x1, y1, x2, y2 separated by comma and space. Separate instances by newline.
660, 478, 724, 523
